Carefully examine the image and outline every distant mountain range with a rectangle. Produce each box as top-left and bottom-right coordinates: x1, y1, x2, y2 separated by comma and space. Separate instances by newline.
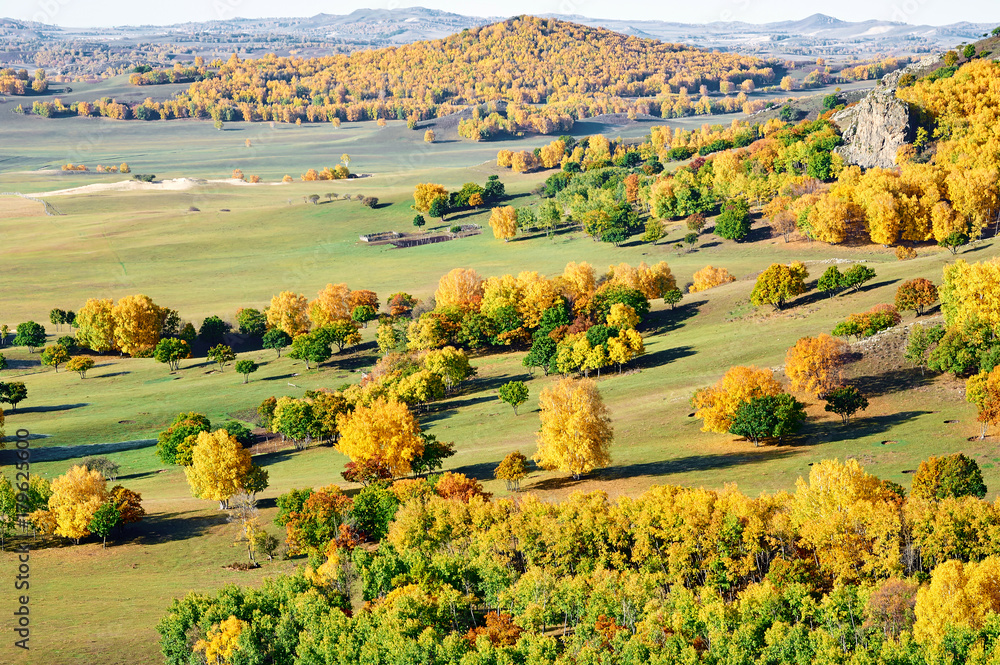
0, 9, 994, 56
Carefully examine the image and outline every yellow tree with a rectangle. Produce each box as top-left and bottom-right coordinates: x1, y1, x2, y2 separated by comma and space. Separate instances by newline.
489, 206, 518, 242
335, 397, 423, 477
423, 129, 435, 143
47, 465, 109, 543
266, 291, 311, 336
434, 268, 484, 310
558, 261, 596, 313
940, 259, 1000, 329
195, 616, 247, 665
692, 365, 783, 433
606, 303, 639, 330
413, 183, 448, 212
534, 378, 613, 479
75, 298, 117, 352
914, 557, 1000, 646
785, 333, 848, 397
309, 282, 352, 327
791, 458, 904, 581
112, 294, 165, 356
690, 265, 736, 293
607, 328, 644, 372
184, 430, 253, 509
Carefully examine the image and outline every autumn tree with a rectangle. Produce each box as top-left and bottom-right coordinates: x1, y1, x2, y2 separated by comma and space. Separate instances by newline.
692, 365, 783, 433
911, 453, 987, 501
498, 380, 529, 415
46, 465, 109, 544
435, 268, 484, 310
424, 129, 435, 143
785, 333, 848, 396
336, 397, 423, 477
413, 182, 448, 213
489, 206, 518, 242
66, 356, 95, 378
494, 451, 529, 491
534, 377, 613, 479
266, 291, 311, 336
112, 294, 166, 355
110, 485, 145, 527
966, 368, 1000, 439
895, 278, 938, 316
690, 265, 736, 293
41, 344, 70, 371
824, 386, 869, 424
309, 283, 352, 328
184, 430, 254, 509
423, 346, 474, 392
750, 261, 809, 309
914, 557, 1000, 646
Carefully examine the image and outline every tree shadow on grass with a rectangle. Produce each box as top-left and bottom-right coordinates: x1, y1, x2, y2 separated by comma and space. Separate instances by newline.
814, 410, 932, 443
261, 373, 300, 382
3, 358, 41, 370
96, 371, 131, 378
420, 395, 498, 424
16, 402, 89, 414
634, 345, 696, 370
848, 367, 934, 398
643, 300, 705, 335
133, 510, 228, 545
116, 470, 161, 482
445, 460, 506, 481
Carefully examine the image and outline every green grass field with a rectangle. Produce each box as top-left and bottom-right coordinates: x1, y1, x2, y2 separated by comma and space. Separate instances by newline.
0, 104, 991, 664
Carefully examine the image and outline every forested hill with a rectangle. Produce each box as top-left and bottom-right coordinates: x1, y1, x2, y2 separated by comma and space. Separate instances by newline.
98, 16, 777, 131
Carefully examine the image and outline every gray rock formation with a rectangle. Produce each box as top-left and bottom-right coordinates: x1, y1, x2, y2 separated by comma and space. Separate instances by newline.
833, 56, 935, 169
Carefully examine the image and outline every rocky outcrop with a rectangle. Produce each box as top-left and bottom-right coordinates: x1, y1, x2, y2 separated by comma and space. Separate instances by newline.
832, 56, 935, 169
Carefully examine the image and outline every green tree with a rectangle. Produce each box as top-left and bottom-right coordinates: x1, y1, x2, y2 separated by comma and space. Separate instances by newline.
0, 382, 27, 411
714, 198, 751, 241
207, 344, 236, 371
156, 412, 211, 465
817, 266, 844, 297
498, 380, 529, 415
236, 308, 268, 337
823, 386, 869, 424
352, 305, 378, 328
235, 359, 259, 383
289, 333, 332, 369
429, 195, 449, 221
351, 483, 400, 541
154, 338, 190, 371
911, 453, 987, 500
87, 501, 121, 547
410, 434, 457, 476
841, 264, 877, 293
413, 214, 426, 228
663, 288, 683, 310
13, 321, 46, 352
262, 328, 292, 357
199, 316, 230, 345
729, 393, 806, 446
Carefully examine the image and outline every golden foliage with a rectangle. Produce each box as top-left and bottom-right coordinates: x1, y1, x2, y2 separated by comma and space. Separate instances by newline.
111, 294, 165, 356
48, 465, 109, 541
434, 268, 484, 311
488, 206, 518, 241
266, 291, 311, 336
75, 298, 117, 352
784, 333, 848, 396
690, 265, 736, 293
184, 430, 253, 504
336, 397, 423, 477
692, 366, 783, 433
534, 378, 613, 478
309, 283, 352, 328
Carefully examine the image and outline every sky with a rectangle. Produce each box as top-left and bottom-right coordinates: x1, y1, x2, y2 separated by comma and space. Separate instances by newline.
7, 0, 998, 28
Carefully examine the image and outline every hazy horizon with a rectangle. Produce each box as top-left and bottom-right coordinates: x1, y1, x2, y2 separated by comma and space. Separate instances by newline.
5, 1, 998, 30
